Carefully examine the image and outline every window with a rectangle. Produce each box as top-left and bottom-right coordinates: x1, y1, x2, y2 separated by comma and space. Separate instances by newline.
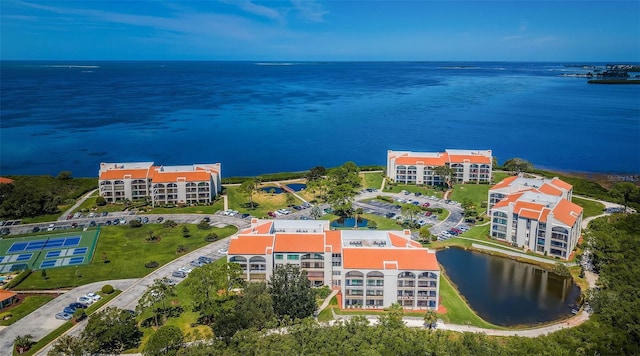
287, 254, 299, 260
275, 254, 283, 260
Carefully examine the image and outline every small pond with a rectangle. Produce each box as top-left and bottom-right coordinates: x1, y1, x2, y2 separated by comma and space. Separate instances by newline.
330, 217, 369, 228
260, 186, 284, 194
437, 247, 581, 326
286, 183, 307, 192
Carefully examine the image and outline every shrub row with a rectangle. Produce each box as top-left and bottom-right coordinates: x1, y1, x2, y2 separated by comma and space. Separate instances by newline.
5, 270, 32, 290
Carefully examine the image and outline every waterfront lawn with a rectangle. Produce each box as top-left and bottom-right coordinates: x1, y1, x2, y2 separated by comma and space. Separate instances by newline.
144, 200, 224, 215
21, 213, 67, 224
0, 295, 54, 326
361, 172, 384, 189
572, 197, 605, 218
491, 171, 511, 184
438, 273, 502, 329
15, 224, 237, 290
226, 186, 303, 218
449, 183, 491, 214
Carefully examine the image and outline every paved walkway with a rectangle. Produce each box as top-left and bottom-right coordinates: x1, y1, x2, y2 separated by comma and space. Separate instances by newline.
57, 189, 98, 221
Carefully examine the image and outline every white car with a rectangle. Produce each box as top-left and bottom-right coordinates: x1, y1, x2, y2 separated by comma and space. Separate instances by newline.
77, 296, 93, 305
47, 223, 55, 231
178, 266, 193, 274
217, 248, 228, 255
86, 292, 101, 301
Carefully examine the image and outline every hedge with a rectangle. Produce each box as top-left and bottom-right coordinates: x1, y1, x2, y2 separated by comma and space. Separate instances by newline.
5, 270, 32, 290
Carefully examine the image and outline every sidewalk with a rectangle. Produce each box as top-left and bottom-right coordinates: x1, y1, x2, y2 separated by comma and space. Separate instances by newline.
57, 189, 97, 221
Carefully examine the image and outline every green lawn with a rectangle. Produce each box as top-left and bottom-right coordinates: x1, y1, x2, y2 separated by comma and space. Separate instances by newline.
360, 213, 403, 230
491, 171, 511, 184
15, 224, 237, 290
21, 212, 68, 224
572, 197, 605, 218
144, 200, 224, 215
361, 172, 384, 189
226, 186, 302, 218
437, 273, 503, 329
449, 183, 491, 214
0, 295, 54, 326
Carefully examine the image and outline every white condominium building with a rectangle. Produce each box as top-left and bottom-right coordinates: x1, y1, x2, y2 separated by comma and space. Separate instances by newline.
228, 219, 441, 310
98, 162, 222, 206
387, 149, 493, 185
488, 175, 582, 260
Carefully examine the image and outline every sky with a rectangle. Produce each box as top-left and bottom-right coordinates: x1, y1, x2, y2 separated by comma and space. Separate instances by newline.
1, 1, 639, 61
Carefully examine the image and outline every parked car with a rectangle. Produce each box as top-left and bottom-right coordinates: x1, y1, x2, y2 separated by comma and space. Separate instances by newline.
142, 217, 149, 224
105, 220, 112, 226
63, 307, 76, 314
241, 213, 250, 219
217, 248, 228, 255
77, 296, 93, 305
86, 293, 101, 301
267, 211, 276, 217
190, 260, 204, 267
422, 202, 431, 207
32, 226, 41, 233
101, 211, 109, 217
172, 270, 187, 278
69, 302, 87, 309
162, 278, 177, 286
203, 217, 211, 222
47, 223, 55, 231
157, 217, 164, 223
198, 256, 213, 264
55, 312, 72, 320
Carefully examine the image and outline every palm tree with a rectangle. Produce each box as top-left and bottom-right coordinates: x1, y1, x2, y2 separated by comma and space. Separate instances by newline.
433, 165, 455, 189
423, 309, 438, 331
14, 334, 33, 354
240, 179, 258, 208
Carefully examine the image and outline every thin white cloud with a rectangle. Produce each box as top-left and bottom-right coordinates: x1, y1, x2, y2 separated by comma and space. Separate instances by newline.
219, 0, 281, 20
290, 0, 328, 23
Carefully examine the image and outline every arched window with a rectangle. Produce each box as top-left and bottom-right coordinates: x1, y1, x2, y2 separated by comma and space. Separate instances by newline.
249, 256, 266, 263
346, 271, 364, 278
493, 211, 508, 218
552, 227, 568, 235
230, 256, 247, 263
167, 183, 178, 188
186, 182, 197, 187
366, 271, 384, 278
114, 180, 124, 185
398, 271, 415, 279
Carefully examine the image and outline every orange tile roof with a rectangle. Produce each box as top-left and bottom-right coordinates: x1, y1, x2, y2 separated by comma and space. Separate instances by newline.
514, 201, 546, 220
99, 168, 149, 180
491, 176, 518, 190
395, 155, 447, 166
151, 171, 212, 183
0, 289, 17, 302
274, 233, 325, 253
255, 221, 273, 235
228, 235, 274, 255
538, 183, 564, 196
342, 248, 439, 270
448, 154, 492, 164
553, 199, 583, 226
0, 177, 14, 184
551, 178, 573, 191
325, 230, 342, 253
491, 192, 525, 209
539, 209, 551, 223
388, 233, 415, 248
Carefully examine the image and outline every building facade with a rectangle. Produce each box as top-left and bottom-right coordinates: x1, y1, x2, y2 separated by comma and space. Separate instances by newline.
387, 149, 493, 185
98, 162, 221, 206
488, 175, 582, 260
228, 219, 440, 310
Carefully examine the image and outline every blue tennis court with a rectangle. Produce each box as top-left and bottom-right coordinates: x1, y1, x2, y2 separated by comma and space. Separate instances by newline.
40, 260, 57, 268
1, 230, 98, 271
45, 251, 62, 258
7, 236, 81, 253
73, 247, 88, 255
16, 253, 33, 261
69, 257, 84, 265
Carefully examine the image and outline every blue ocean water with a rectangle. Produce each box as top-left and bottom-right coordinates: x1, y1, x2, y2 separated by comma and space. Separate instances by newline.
1, 61, 639, 177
